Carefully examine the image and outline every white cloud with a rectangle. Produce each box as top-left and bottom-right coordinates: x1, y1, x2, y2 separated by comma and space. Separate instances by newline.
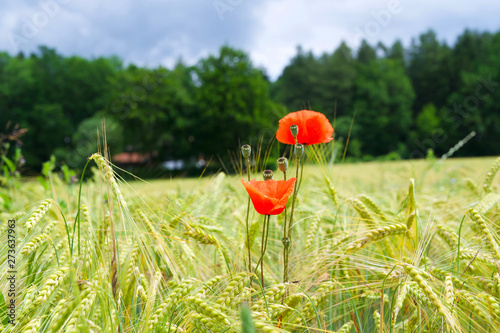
250, 0, 500, 79
1, 0, 499, 79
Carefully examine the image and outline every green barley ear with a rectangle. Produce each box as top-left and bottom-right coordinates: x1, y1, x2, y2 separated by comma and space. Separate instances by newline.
296, 281, 338, 324
89, 153, 127, 210
26, 198, 53, 233
456, 290, 490, 322
435, 225, 459, 249
373, 310, 382, 332
324, 176, 338, 206
148, 279, 197, 330
305, 215, 320, 249
475, 192, 500, 214
468, 208, 500, 259
251, 284, 287, 312
135, 208, 156, 235
21, 318, 41, 333
445, 274, 455, 308
465, 178, 479, 194
216, 272, 249, 307
89, 153, 121, 300
345, 223, 407, 253
263, 169, 274, 181
33, 267, 69, 308
21, 234, 48, 255
482, 157, 500, 193
81, 204, 91, 225
346, 198, 374, 226
184, 223, 219, 245
392, 283, 408, 324
186, 295, 231, 327
277, 157, 288, 173
241, 144, 251, 158
406, 211, 416, 230
65, 289, 97, 333
337, 321, 354, 333
406, 179, 416, 217
359, 194, 388, 221
402, 263, 458, 331
248, 220, 260, 248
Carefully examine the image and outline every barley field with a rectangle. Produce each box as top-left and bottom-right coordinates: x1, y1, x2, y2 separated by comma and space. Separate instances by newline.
1, 154, 500, 333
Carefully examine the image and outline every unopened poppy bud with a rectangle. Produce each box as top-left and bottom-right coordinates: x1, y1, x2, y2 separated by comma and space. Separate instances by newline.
277, 157, 288, 173
290, 124, 299, 137
241, 144, 251, 158
295, 143, 304, 158
262, 169, 274, 181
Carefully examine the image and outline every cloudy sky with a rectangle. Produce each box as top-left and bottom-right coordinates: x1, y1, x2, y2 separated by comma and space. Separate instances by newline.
1, 0, 499, 79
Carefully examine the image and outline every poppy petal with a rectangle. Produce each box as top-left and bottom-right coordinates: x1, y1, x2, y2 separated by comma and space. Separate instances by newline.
276, 110, 333, 145
241, 178, 296, 215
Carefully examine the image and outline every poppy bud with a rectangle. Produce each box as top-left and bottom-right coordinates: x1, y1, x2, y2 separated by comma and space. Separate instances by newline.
241, 144, 251, 158
295, 143, 304, 158
290, 124, 299, 137
262, 169, 274, 181
277, 157, 288, 173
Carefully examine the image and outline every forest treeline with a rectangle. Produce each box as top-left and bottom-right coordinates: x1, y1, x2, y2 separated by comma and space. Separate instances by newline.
1, 28, 499, 171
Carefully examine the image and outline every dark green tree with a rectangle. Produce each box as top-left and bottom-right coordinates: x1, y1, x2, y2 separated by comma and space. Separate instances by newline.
191, 46, 276, 158
353, 58, 415, 156
271, 46, 321, 112
408, 30, 454, 113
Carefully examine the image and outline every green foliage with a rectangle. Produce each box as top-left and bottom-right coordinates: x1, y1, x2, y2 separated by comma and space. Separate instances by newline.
61, 165, 76, 184
192, 46, 276, 158
3, 29, 500, 171
59, 115, 123, 168
37, 155, 56, 191
416, 104, 440, 137
353, 57, 415, 156
272, 43, 356, 117
0, 146, 23, 187
36, 154, 77, 191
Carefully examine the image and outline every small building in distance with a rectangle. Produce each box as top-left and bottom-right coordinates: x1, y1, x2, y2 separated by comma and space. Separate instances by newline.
112, 152, 154, 166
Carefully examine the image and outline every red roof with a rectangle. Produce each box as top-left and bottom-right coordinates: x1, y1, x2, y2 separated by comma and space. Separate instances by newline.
112, 152, 151, 164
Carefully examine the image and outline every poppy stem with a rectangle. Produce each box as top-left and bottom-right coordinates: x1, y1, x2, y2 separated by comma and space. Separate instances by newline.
286, 148, 301, 283
282, 171, 288, 285
256, 215, 270, 287
281, 172, 290, 307
244, 156, 252, 273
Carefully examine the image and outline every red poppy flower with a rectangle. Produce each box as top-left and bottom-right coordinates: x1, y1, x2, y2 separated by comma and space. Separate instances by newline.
276, 110, 333, 145
241, 178, 297, 215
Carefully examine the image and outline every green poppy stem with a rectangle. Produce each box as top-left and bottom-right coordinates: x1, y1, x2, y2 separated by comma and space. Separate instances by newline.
256, 215, 270, 287
285, 146, 301, 283
282, 171, 288, 284
244, 156, 252, 273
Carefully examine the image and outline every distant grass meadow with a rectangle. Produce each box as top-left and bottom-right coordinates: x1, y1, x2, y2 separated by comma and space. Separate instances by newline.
1, 152, 500, 332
